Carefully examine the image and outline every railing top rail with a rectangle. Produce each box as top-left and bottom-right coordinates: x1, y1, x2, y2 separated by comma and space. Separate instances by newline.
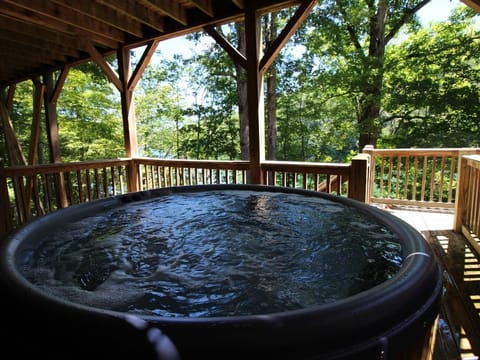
363, 147, 480, 156
261, 160, 351, 175
133, 157, 251, 169
2, 158, 132, 176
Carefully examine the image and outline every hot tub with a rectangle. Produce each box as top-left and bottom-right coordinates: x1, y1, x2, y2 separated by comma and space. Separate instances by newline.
0, 184, 442, 360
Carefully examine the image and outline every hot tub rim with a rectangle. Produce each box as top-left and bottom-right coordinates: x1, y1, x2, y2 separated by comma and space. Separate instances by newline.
0, 184, 442, 341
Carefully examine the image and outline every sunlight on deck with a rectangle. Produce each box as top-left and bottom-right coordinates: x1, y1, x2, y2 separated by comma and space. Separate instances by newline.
383, 205, 480, 360
460, 326, 477, 360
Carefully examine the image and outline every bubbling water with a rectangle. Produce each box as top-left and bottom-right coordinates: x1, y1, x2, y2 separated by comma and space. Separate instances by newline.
19, 190, 402, 318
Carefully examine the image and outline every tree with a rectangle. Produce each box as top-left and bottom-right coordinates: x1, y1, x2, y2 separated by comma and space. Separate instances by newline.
1, 81, 34, 163
265, 11, 279, 161
182, 28, 242, 160
304, 0, 431, 150
56, 64, 124, 161
134, 57, 184, 158
382, 6, 480, 148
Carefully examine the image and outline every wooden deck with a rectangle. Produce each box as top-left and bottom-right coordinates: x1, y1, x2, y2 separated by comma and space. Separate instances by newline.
381, 204, 480, 360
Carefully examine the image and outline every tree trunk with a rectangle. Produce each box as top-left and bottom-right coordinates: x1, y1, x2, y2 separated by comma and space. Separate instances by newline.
235, 22, 250, 161
357, 1, 387, 150
265, 12, 278, 161
356, 0, 430, 150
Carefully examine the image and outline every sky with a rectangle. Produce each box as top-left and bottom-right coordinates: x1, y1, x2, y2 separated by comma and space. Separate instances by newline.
418, 0, 463, 24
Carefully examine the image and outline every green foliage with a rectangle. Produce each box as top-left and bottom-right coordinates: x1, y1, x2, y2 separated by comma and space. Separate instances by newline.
56, 66, 123, 161
382, 6, 480, 147
135, 63, 183, 158
1, 81, 35, 162
2, 3, 480, 168
371, 155, 457, 202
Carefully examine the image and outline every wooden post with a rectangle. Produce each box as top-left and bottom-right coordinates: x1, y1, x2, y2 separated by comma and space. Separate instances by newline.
454, 154, 469, 233
362, 145, 375, 203
0, 160, 13, 237
454, 149, 480, 232
44, 71, 68, 208
245, 6, 265, 184
127, 158, 139, 193
118, 47, 138, 160
348, 153, 370, 203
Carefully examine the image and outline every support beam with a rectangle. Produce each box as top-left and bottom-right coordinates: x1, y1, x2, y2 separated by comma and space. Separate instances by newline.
50, 65, 70, 104
204, 25, 247, 69
28, 78, 45, 166
0, 86, 27, 224
0, 88, 27, 166
6, 84, 15, 110
81, 37, 123, 92
245, 6, 265, 184
128, 39, 160, 91
260, 0, 317, 73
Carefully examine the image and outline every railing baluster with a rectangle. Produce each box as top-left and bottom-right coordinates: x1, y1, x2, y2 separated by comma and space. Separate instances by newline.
404, 156, 410, 200
448, 156, 456, 203
110, 167, 116, 195
429, 156, 437, 202
387, 156, 393, 199
45, 173, 54, 211
102, 168, 108, 196
32, 175, 44, 216
412, 156, 419, 201
65, 171, 74, 204
395, 156, 401, 199
421, 156, 428, 202
439, 156, 446, 203
379, 157, 385, 198
86, 170, 92, 201
94, 168, 100, 199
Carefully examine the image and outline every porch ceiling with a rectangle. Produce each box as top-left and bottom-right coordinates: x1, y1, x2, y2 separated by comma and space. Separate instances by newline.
0, 0, 301, 86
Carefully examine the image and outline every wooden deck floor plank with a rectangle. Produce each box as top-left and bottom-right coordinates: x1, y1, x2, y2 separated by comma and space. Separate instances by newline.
383, 206, 480, 360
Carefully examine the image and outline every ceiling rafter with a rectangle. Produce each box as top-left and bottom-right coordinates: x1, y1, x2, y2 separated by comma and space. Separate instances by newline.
0, 29, 80, 60
0, 15, 79, 53
0, 1, 120, 49
3, 0, 126, 43
97, 0, 166, 33
0, 0, 308, 86
141, 0, 188, 25
189, 0, 215, 17
50, 0, 145, 38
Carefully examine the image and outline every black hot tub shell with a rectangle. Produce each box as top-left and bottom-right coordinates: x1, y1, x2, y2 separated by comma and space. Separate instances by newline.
0, 184, 442, 360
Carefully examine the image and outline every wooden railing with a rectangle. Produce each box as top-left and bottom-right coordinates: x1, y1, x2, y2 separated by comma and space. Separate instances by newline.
261, 154, 370, 202
0, 159, 132, 236
455, 155, 480, 253
133, 158, 250, 190
1, 156, 365, 237
363, 146, 480, 208
3, 148, 480, 238
261, 160, 350, 194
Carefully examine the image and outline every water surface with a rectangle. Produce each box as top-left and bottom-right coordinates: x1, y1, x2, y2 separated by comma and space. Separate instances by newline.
19, 190, 403, 318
